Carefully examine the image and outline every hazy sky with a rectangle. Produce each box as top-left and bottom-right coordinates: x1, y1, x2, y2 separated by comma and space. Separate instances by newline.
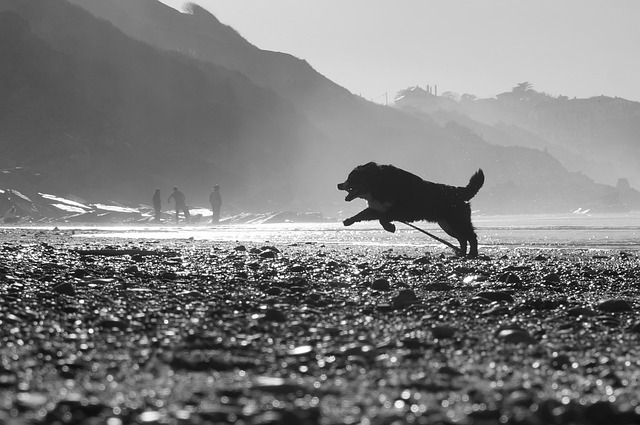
159, 0, 640, 103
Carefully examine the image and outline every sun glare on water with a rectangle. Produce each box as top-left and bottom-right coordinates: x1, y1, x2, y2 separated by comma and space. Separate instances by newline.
42, 213, 640, 251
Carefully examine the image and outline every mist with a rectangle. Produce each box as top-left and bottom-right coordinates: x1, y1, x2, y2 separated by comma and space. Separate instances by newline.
1, 0, 639, 225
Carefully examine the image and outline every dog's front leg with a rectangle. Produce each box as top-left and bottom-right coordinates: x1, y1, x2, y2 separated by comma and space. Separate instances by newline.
343, 208, 381, 226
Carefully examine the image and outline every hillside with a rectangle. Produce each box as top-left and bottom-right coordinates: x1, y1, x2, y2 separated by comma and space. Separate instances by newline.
0, 0, 634, 216
0, 0, 323, 207
396, 84, 640, 191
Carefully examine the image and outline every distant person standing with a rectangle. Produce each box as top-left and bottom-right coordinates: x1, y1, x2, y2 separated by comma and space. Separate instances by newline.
209, 184, 222, 224
152, 189, 162, 222
168, 186, 190, 223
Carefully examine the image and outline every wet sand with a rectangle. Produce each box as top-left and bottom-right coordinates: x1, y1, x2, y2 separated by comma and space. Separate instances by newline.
1, 228, 640, 424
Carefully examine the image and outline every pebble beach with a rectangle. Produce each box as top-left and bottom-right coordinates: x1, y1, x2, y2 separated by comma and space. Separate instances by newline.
1, 227, 640, 425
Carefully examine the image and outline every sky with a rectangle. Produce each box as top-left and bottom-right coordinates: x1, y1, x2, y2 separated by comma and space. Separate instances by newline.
158, 0, 640, 103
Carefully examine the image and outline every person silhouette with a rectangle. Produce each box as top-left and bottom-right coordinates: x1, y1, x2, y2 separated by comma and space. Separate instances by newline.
209, 184, 222, 224
152, 189, 162, 222
168, 186, 190, 223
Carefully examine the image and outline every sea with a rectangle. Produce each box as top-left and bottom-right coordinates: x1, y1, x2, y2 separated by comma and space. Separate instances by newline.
43, 212, 640, 252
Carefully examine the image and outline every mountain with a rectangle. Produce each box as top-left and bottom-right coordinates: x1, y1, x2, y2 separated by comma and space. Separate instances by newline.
396, 84, 640, 191
0, 0, 324, 207
0, 0, 634, 216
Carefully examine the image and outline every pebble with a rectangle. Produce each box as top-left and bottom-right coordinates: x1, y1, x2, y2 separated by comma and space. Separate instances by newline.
251, 376, 305, 395
392, 289, 418, 309
371, 278, 391, 291
287, 345, 314, 356
475, 291, 514, 303
496, 328, 537, 345
259, 250, 277, 259
498, 272, 521, 284
432, 324, 456, 339
3, 231, 640, 425
51, 281, 75, 296
597, 298, 633, 312
264, 308, 287, 322
543, 272, 561, 283
567, 306, 598, 317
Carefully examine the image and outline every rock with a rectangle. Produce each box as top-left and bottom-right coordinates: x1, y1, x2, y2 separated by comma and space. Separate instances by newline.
498, 272, 521, 284
496, 328, 537, 345
261, 246, 281, 254
289, 264, 306, 272
259, 250, 277, 259
462, 274, 489, 284
550, 353, 572, 370
371, 278, 391, 291
377, 303, 392, 312
124, 265, 139, 274
438, 365, 463, 376
400, 336, 424, 349
482, 305, 510, 316
52, 281, 75, 296
566, 306, 598, 317
597, 315, 621, 327
287, 345, 313, 356
264, 287, 282, 296
413, 256, 430, 264
97, 317, 128, 330
476, 291, 514, 303
542, 272, 561, 283
525, 297, 558, 310
432, 324, 456, 339
392, 289, 418, 309
264, 308, 287, 322
251, 376, 305, 395
597, 298, 633, 313
46, 398, 112, 424
158, 271, 178, 280
15, 392, 48, 409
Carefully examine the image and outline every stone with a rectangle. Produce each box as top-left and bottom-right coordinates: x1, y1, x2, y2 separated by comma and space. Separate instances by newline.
371, 278, 391, 291
597, 298, 633, 313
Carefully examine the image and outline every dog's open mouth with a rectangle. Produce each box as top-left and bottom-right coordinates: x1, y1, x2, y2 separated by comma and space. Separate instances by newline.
337, 182, 359, 201
344, 189, 358, 202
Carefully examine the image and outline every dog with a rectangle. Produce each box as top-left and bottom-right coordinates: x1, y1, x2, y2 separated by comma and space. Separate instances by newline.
337, 162, 484, 257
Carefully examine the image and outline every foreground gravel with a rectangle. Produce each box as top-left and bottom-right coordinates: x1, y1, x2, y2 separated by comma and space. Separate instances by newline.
1, 228, 640, 425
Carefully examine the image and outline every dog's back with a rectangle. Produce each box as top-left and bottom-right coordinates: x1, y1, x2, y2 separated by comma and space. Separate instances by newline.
369, 165, 483, 219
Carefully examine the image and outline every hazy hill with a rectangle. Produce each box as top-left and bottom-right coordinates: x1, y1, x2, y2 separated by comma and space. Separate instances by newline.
0, 0, 634, 215
396, 84, 640, 191
0, 0, 324, 207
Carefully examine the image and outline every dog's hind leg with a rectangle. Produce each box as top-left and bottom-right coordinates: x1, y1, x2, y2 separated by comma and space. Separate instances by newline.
438, 219, 468, 256
446, 218, 479, 257
462, 223, 479, 257
456, 215, 479, 257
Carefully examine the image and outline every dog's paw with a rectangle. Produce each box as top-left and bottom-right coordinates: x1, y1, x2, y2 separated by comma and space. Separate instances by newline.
381, 221, 396, 233
343, 218, 355, 226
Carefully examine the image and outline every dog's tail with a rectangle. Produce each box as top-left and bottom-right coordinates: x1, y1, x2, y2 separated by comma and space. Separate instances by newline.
462, 169, 485, 201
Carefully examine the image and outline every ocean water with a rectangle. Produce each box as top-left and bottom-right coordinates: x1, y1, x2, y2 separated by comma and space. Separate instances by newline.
60, 213, 640, 251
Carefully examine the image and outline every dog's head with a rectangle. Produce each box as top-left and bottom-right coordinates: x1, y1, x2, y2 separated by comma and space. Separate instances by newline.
337, 162, 379, 202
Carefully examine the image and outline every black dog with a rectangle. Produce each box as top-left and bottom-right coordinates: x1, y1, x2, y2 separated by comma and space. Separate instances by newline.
337, 162, 485, 256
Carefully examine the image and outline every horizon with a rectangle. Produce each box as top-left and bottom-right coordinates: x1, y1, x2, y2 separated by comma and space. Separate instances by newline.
158, 0, 640, 104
